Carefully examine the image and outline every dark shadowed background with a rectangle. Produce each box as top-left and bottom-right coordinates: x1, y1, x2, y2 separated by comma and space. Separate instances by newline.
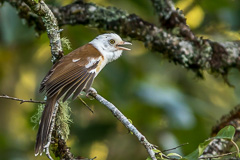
1, 0, 240, 159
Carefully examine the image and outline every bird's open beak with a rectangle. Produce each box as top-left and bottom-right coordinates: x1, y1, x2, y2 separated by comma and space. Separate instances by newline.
117, 41, 132, 51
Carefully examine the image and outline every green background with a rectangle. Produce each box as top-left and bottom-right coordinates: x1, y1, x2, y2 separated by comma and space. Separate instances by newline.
0, 0, 240, 159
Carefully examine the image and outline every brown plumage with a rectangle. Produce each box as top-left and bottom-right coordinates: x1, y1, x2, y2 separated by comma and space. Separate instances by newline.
35, 33, 132, 156
35, 44, 103, 155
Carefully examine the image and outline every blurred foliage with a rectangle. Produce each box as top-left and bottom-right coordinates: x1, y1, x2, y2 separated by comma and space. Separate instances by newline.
0, 0, 240, 160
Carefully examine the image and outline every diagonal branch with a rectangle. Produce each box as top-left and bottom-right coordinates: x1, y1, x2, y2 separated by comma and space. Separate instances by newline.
88, 91, 168, 160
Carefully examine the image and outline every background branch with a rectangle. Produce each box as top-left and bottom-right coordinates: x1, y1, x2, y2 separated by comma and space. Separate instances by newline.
1, 0, 240, 160
202, 105, 240, 158
150, 0, 196, 40
3, 0, 240, 77
22, 0, 63, 61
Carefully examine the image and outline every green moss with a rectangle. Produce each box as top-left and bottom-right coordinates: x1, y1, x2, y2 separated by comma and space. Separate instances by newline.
172, 27, 180, 35
31, 103, 44, 129
61, 37, 72, 51
55, 101, 73, 140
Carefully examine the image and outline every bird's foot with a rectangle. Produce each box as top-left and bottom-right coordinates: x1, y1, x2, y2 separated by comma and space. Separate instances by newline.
86, 87, 97, 100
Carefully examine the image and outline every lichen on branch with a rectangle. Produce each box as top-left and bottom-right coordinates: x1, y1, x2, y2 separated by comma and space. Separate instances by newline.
22, 0, 63, 61
3, 0, 240, 77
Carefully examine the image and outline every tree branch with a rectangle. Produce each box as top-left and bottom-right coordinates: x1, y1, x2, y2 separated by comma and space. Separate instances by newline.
200, 151, 237, 159
22, 0, 63, 61
2, 0, 240, 159
0, 94, 45, 104
20, 0, 66, 159
150, 0, 196, 40
3, 0, 240, 77
52, 1, 240, 76
1, 0, 45, 34
88, 91, 167, 160
202, 105, 240, 158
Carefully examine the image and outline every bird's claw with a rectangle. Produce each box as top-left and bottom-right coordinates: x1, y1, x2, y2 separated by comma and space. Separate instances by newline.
86, 87, 97, 100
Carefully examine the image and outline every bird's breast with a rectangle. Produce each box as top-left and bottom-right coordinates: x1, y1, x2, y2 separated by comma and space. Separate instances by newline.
95, 57, 107, 76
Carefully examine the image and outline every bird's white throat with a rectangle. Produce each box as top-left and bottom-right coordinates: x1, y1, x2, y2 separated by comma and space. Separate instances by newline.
90, 39, 123, 63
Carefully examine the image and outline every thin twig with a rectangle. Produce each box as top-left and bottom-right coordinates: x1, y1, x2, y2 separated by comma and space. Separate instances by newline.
231, 140, 239, 155
78, 96, 94, 113
89, 91, 167, 160
199, 151, 237, 159
162, 142, 189, 153
0, 94, 45, 104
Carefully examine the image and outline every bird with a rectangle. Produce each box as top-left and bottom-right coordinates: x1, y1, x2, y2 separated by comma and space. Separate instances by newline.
35, 33, 132, 156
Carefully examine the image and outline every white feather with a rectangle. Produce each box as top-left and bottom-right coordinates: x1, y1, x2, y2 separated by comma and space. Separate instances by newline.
85, 57, 101, 68
72, 58, 81, 62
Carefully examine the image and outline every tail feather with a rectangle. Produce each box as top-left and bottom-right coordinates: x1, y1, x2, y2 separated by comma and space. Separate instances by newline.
35, 94, 58, 156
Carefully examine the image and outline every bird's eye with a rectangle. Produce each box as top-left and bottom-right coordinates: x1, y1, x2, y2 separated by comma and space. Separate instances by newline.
109, 39, 115, 45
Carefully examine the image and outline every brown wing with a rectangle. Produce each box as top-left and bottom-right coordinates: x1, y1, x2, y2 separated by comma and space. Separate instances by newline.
40, 44, 103, 102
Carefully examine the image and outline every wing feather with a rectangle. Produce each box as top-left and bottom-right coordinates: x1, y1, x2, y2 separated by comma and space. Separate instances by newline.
62, 73, 92, 102
39, 61, 61, 93
47, 70, 85, 98
56, 71, 88, 101
46, 68, 84, 95
40, 45, 102, 101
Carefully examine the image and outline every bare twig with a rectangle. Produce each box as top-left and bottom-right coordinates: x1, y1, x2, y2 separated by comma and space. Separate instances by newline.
0, 93, 57, 159
88, 91, 167, 160
78, 96, 94, 113
0, 94, 45, 104
162, 142, 189, 153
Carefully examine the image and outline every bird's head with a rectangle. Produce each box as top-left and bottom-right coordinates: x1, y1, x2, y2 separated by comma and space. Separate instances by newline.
90, 33, 132, 62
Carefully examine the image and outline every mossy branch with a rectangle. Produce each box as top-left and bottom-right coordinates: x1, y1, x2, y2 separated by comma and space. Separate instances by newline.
202, 105, 240, 157
3, 0, 240, 77
22, 0, 63, 62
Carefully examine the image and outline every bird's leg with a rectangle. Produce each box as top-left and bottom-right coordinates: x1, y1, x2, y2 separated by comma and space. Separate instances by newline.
85, 87, 98, 100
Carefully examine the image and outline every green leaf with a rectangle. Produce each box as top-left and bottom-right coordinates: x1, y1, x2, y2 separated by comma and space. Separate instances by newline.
128, 119, 133, 124
146, 157, 152, 160
198, 139, 212, 156
215, 125, 235, 140
152, 149, 161, 153
183, 126, 236, 160
183, 149, 199, 160
167, 152, 182, 158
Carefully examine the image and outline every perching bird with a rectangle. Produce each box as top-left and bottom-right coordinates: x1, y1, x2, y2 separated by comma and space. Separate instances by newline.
35, 33, 132, 156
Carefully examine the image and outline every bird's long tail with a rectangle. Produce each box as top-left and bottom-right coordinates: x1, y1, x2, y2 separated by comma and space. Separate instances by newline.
35, 94, 58, 156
